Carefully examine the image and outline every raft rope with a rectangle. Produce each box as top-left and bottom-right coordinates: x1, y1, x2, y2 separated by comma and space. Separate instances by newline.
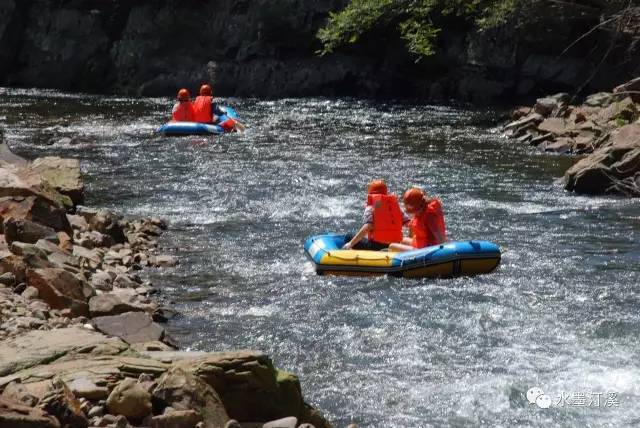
325, 251, 392, 262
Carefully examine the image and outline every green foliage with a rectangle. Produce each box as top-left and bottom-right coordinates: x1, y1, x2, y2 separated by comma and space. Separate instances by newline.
615, 116, 630, 127
317, 0, 521, 57
316, 0, 396, 55
319, 0, 640, 59
476, 0, 516, 29
399, 18, 440, 57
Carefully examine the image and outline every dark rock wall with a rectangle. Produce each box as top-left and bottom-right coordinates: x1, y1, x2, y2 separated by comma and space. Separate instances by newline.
1, 0, 639, 103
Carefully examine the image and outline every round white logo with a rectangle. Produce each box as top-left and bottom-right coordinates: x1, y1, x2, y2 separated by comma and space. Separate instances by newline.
527, 387, 551, 409
527, 387, 544, 404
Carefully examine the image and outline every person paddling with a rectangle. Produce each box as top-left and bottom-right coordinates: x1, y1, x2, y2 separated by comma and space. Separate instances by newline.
193, 84, 245, 132
389, 187, 447, 252
342, 180, 408, 250
171, 88, 195, 122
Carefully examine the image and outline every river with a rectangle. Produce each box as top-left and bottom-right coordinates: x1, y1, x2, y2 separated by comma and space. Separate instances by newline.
1, 88, 639, 427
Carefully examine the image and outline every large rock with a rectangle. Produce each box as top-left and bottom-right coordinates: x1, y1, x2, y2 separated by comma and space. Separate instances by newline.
0, 196, 71, 232
106, 377, 152, 419
152, 367, 229, 428
0, 327, 124, 377
25, 268, 95, 316
176, 352, 305, 424
89, 292, 153, 317
30, 157, 84, 206
92, 312, 167, 344
0, 345, 332, 428
0, 397, 60, 428
0, 165, 72, 209
564, 124, 640, 194
3, 217, 56, 244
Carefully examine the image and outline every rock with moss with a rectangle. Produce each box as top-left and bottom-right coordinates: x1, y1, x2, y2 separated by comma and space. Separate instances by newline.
30, 157, 84, 207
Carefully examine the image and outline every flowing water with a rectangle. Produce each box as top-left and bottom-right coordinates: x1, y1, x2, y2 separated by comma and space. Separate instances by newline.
1, 88, 639, 427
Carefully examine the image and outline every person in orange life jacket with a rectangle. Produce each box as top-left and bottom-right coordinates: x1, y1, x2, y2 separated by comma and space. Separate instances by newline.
192, 84, 245, 132
388, 187, 447, 252
171, 88, 195, 122
342, 180, 409, 251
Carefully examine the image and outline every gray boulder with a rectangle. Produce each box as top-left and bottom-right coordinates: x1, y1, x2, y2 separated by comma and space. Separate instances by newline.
92, 311, 167, 344
89, 292, 153, 317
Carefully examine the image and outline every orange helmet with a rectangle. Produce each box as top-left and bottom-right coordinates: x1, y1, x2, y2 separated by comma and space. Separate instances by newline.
403, 187, 426, 213
199, 84, 213, 96
177, 88, 190, 101
368, 179, 388, 195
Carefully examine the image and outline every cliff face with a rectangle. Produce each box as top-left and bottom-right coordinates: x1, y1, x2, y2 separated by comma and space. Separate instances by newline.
1, 0, 639, 103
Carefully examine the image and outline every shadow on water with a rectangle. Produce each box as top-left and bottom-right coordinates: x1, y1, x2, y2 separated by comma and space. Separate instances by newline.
1, 88, 639, 427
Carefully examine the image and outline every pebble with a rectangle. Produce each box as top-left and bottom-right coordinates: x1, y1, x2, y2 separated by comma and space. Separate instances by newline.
21, 286, 39, 300
88, 405, 105, 418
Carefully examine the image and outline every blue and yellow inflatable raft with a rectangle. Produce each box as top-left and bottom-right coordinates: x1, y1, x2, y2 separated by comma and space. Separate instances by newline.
304, 234, 501, 278
157, 106, 240, 136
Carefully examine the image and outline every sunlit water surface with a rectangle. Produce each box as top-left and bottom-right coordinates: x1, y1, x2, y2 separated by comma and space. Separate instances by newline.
1, 88, 639, 427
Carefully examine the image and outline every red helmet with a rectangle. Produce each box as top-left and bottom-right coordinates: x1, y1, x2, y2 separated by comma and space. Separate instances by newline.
199, 84, 213, 96
177, 88, 190, 102
368, 179, 388, 195
403, 187, 426, 213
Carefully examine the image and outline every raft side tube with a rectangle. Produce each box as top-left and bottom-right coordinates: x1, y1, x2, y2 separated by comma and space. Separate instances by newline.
157, 105, 240, 136
303, 234, 501, 279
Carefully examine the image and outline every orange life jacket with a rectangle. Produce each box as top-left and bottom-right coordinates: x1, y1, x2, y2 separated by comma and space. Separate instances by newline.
171, 101, 195, 122
410, 199, 447, 249
367, 193, 404, 244
192, 96, 213, 123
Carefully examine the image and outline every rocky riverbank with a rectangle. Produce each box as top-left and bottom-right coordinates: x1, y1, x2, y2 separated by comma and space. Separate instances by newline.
504, 78, 640, 197
0, 139, 333, 427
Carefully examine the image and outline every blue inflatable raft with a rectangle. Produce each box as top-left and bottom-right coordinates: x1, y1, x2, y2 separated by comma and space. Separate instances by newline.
157, 106, 240, 136
304, 234, 501, 278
